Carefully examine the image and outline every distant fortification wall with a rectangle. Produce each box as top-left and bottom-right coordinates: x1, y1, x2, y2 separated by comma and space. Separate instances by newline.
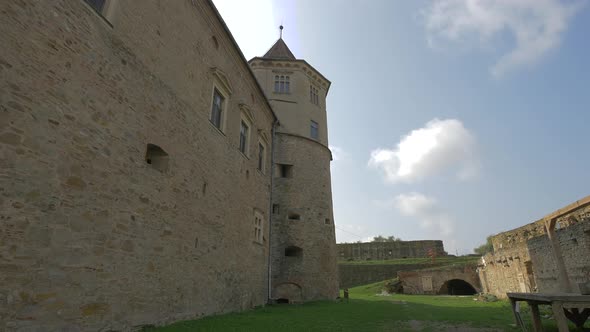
337, 240, 446, 261
339, 263, 432, 289
478, 196, 590, 298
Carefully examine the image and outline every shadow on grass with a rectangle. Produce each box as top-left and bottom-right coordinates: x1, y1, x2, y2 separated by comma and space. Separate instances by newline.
144, 297, 548, 332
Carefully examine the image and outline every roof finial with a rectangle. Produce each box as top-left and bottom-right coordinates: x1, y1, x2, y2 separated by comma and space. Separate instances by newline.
279, 25, 284, 39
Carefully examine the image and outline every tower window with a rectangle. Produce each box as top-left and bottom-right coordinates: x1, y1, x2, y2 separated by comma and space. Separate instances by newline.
288, 212, 301, 221
325, 218, 330, 225
272, 204, 280, 214
210, 88, 225, 130
274, 75, 290, 94
310, 120, 319, 140
310, 85, 319, 105
277, 164, 293, 178
145, 144, 169, 172
285, 246, 303, 257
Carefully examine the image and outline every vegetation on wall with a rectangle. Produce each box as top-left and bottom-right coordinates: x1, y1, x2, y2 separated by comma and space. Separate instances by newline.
473, 235, 494, 255
371, 235, 403, 242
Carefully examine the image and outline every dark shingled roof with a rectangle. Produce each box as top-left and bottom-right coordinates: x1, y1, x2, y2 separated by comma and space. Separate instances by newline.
262, 38, 296, 60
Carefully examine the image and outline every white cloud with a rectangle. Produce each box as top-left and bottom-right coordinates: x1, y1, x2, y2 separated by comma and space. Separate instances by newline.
423, 0, 584, 76
368, 119, 477, 183
393, 193, 454, 236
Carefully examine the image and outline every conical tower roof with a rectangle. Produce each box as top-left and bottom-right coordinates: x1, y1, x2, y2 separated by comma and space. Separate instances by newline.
262, 38, 296, 60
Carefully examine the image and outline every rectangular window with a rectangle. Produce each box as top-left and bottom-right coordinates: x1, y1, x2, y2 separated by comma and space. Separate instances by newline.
310, 85, 319, 105
254, 210, 264, 243
258, 143, 265, 172
272, 204, 280, 214
277, 164, 293, 178
310, 120, 319, 140
239, 120, 249, 154
210, 89, 224, 129
274, 75, 291, 93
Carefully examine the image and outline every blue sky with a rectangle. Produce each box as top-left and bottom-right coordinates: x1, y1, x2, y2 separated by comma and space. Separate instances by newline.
213, 0, 590, 254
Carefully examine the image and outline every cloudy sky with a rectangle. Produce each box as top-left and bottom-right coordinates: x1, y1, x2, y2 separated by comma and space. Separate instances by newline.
212, 0, 590, 254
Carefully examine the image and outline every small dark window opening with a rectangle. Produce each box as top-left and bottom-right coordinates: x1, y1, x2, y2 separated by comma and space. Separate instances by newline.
285, 246, 303, 257
324, 218, 330, 225
276, 298, 289, 304
145, 144, 169, 172
272, 204, 280, 214
288, 212, 300, 221
277, 164, 293, 178
84, 0, 106, 13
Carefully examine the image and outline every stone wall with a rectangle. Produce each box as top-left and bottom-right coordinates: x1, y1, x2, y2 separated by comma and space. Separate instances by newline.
337, 240, 446, 261
269, 133, 339, 302
528, 219, 590, 293
338, 264, 435, 289
0, 0, 275, 330
478, 196, 590, 298
398, 265, 481, 295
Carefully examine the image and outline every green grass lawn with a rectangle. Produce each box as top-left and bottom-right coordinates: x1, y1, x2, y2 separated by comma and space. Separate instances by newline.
145, 280, 570, 332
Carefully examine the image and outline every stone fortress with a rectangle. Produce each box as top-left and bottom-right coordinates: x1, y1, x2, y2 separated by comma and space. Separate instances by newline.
337, 240, 446, 261
1, 0, 337, 330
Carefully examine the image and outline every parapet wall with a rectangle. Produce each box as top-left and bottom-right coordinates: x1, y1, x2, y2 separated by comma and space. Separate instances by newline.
337, 240, 446, 261
338, 263, 433, 289
479, 196, 590, 298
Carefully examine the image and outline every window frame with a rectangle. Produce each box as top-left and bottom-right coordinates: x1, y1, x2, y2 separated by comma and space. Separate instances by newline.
310, 120, 319, 140
210, 87, 228, 133
239, 120, 249, 155
274, 75, 291, 94
253, 209, 264, 244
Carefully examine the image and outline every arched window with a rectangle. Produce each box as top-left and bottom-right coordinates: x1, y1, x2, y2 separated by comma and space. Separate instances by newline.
145, 144, 169, 172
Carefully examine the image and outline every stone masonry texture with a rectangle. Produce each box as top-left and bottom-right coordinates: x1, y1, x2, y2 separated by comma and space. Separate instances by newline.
337, 240, 446, 261
478, 196, 590, 298
0, 0, 338, 330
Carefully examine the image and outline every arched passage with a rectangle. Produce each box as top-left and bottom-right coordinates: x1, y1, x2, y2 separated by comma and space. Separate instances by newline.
273, 282, 303, 304
438, 279, 477, 295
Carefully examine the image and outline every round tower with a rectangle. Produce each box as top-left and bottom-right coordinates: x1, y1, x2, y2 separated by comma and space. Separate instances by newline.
249, 33, 339, 302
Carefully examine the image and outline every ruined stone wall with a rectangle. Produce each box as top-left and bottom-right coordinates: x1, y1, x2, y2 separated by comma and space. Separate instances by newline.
478, 198, 590, 298
0, 0, 274, 330
338, 263, 438, 289
337, 240, 446, 261
528, 216, 590, 293
270, 133, 339, 302
398, 265, 481, 295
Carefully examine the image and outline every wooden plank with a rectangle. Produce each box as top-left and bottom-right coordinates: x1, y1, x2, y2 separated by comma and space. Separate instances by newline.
529, 303, 543, 332
551, 302, 570, 332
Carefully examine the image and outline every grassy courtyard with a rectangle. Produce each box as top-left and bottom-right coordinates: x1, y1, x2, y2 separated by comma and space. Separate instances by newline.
146, 280, 568, 332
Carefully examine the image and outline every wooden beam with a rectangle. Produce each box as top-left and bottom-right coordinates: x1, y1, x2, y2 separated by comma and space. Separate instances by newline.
544, 218, 573, 293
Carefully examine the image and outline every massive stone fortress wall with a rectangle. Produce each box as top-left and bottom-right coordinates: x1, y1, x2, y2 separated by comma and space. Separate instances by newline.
337, 240, 446, 261
478, 196, 590, 298
0, 0, 275, 330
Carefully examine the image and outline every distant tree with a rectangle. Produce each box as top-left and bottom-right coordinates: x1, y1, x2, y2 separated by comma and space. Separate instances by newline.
371, 235, 402, 242
473, 235, 494, 255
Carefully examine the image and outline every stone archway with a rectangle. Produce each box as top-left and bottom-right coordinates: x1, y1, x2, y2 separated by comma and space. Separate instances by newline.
273, 282, 303, 304
438, 279, 477, 295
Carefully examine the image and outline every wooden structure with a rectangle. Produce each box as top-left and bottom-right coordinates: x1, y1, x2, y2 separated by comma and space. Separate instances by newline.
508, 293, 590, 331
